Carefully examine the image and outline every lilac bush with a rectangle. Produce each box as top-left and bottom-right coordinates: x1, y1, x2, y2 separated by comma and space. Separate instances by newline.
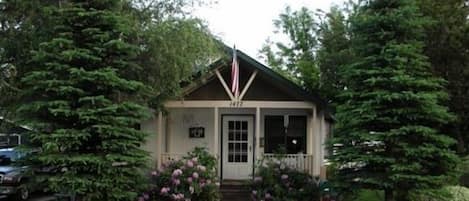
138, 148, 220, 201
250, 157, 320, 201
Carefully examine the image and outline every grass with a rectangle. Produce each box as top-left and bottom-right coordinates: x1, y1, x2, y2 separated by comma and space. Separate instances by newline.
352, 189, 383, 201
347, 186, 469, 201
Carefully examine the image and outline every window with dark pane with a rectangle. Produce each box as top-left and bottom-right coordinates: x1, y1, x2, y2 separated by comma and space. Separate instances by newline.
287, 116, 306, 154
264, 115, 306, 154
264, 115, 285, 153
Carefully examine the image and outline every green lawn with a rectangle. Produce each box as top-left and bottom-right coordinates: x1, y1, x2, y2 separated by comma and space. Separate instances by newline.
348, 186, 469, 201
351, 190, 382, 201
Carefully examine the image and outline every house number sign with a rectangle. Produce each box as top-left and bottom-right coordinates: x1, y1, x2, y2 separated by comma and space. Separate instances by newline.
189, 127, 205, 138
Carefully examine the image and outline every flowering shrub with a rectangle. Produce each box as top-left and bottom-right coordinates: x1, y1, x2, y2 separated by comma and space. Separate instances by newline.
250, 157, 320, 201
138, 148, 220, 201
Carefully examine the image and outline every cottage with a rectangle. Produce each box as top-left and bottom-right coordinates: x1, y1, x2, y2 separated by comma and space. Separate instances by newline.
0, 117, 30, 147
141, 48, 332, 180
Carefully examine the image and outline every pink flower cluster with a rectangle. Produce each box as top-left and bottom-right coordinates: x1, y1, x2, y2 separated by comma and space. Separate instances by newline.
146, 156, 219, 201
250, 159, 319, 201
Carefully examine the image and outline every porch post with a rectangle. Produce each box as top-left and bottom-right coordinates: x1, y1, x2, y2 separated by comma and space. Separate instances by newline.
320, 115, 327, 179
307, 108, 315, 175
307, 109, 314, 155
157, 111, 163, 168
313, 110, 322, 176
312, 107, 321, 176
213, 107, 219, 158
255, 107, 261, 162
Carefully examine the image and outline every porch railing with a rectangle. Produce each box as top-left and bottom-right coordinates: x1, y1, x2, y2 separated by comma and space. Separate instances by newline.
160, 153, 312, 175
160, 153, 185, 165
262, 153, 313, 174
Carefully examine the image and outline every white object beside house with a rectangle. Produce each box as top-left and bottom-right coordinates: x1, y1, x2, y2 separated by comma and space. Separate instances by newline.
140, 48, 333, 180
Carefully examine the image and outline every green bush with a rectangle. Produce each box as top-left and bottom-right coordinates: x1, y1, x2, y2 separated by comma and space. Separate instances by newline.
409, 186, 469, 201
138, 148, 220, 201
250, 156, 320, 201
447, 186, 469, 201
459, 156, 469, 187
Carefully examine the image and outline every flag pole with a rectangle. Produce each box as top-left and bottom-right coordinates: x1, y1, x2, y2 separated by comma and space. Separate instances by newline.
231, 45, 240, 101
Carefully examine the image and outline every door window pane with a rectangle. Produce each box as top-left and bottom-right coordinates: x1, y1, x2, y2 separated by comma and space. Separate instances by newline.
242, 121, 247, 130
229, 131, 234, 140
241, 143, 247, 153
235, 154, 241, 162
241, 131, 247, 141
241, 154, 247, 162
227, 119, 250, 163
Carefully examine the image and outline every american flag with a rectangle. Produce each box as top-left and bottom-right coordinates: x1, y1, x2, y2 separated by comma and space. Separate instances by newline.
231, 46, 239, 98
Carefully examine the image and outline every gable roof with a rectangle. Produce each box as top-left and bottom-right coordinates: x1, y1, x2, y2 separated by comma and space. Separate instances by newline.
181, 46, 330, 114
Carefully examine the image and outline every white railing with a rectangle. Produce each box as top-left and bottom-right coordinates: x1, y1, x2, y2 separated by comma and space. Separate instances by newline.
160, 153, 185, 165
160, 153, 312, 175
262, 153, 313, 174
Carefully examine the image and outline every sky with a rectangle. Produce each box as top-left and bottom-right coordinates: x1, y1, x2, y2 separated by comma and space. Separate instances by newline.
193, 0, 346, 59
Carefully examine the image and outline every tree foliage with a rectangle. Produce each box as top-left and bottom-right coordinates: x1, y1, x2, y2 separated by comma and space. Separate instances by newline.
130, 0, 221, 108
17, 1, 150, 200
259, 6, 320, 91
0, 0, 220, 113
0, 0, 58, 123
316, 6, 353, 105
0, 0, 220, 200
330, 1, 459, 200
416, 0, 469, 155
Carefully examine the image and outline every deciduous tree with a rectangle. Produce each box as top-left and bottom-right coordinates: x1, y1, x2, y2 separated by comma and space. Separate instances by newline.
259, 6, 319, 91
317, 6, 353, 106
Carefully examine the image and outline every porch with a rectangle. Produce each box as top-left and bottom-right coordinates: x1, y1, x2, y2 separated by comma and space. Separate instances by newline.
140, 101, 328, 180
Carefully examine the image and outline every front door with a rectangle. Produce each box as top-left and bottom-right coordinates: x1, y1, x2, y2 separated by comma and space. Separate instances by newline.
222, 116, 253, 180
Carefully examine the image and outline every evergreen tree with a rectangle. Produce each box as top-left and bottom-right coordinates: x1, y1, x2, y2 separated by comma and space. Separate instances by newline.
18, 1, 149, 200
330, 1, 459, 200
259, 6, 319, 90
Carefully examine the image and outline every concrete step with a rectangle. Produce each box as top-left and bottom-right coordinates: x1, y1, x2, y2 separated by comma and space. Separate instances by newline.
220, 180, 251, 201
221, 191, 251, 201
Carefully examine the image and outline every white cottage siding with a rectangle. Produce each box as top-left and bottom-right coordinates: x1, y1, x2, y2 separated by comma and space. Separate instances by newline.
167, 108, 215, 154
140, 115, 162, 164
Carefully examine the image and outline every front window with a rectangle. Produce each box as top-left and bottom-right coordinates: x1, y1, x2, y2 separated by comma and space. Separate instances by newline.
264, 115, 306, 154
0, 149, 20, 165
